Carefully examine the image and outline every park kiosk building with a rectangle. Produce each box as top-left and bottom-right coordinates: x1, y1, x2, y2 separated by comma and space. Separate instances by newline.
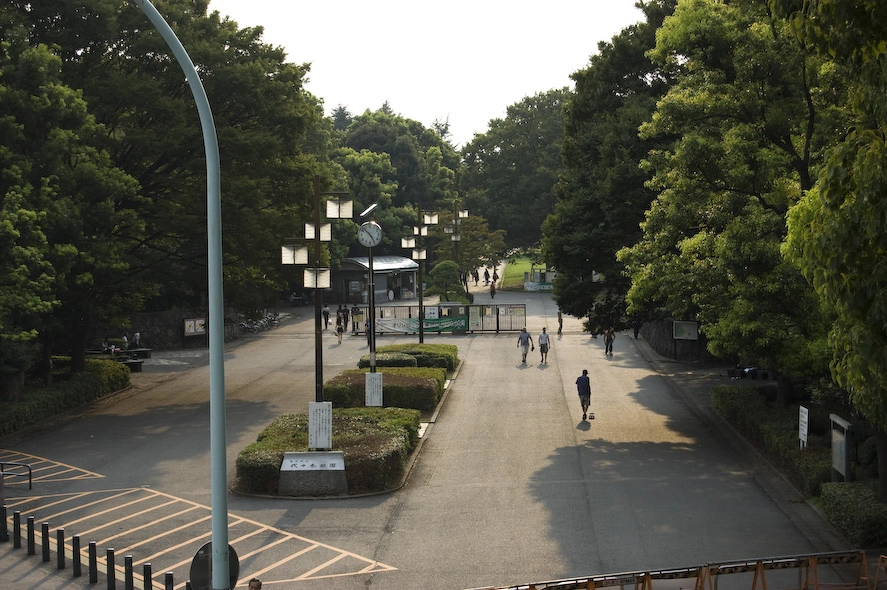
336, 256, 419, 304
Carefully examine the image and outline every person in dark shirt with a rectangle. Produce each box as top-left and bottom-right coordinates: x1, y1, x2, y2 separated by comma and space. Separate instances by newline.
576, 369, 593, 420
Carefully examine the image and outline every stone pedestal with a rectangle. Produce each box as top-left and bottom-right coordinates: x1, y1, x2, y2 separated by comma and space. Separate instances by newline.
278, 451, 347, 496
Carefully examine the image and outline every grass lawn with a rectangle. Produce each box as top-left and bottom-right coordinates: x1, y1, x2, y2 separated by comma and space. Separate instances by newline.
501, 257, 532, 290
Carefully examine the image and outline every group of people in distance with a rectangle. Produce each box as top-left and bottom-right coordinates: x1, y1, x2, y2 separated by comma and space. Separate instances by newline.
518, 320, 617, 424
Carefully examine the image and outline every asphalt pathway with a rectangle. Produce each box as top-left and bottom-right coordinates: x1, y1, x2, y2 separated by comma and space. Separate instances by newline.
0, 284, 849, 590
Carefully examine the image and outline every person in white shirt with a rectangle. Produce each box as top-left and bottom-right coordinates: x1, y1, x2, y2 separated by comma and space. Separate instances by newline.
538, 327, 551, 363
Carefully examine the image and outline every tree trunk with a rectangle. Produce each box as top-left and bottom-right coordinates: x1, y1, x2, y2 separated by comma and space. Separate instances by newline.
36, 335, 53, 387
775, 374, 792, 406
874, 426, 887, 503
71, 321, 89, 372
0, 371, 25, 402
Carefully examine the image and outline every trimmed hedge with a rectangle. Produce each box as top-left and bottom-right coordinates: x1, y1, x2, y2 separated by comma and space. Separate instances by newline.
710, 384, 832, 497
376, 343, 459, 371
820, 482, 887, 546
0, 358, 131, 437
324, 367, 444, 411
233, 407, 421, 495
357, 352, 417, 369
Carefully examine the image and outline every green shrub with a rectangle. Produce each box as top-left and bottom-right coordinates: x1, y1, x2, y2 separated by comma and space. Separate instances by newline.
820, 482, 887, 546
710, 384, 832, 498
234, 408, 421, 495
0, 358, 130, 437
357, 352, 417, 369
323, 368, 443, 411
376, 343, 459, 371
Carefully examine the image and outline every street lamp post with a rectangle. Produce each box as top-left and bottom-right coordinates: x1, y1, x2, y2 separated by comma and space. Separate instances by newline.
357, 204, 382, 370
402, 206, 437, 343
444, 206, 469, 290
283, 176, 351, 447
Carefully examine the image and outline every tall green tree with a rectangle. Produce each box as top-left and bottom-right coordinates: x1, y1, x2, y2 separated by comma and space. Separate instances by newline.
343, 108, 461, 209
618, 0, 844, 376
542, 0, 675, 328
779, 0, 887, 499
5, 0, 327, 318
463, 88, 569, 249
0, 36, 145, 383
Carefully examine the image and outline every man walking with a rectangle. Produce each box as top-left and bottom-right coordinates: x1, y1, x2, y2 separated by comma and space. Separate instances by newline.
576, 369, 593, 420
538, 327, 551, 363
517, 327, 534, 364
604, 328, 615, 355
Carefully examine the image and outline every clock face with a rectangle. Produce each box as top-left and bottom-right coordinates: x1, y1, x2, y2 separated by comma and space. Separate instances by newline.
358, 221, 383, 247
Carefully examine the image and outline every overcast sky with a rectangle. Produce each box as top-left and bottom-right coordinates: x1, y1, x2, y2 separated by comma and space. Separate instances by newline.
207, 0, 645, 148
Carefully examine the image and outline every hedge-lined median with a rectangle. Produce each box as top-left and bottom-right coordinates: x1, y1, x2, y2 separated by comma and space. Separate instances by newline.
233, 407, 421, 495
375, 343, 459, 371
324, 367, 445, 411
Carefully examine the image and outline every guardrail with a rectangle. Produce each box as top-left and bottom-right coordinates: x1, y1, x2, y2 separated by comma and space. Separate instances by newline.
466, 551, 873, 590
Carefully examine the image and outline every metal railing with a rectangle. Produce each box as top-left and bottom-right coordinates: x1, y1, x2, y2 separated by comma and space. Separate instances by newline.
466, 551, 873, 590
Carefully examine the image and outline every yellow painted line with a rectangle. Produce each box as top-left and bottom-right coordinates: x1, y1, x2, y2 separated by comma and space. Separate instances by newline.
295, 553, 350, 580
93, 504, 202, 550
1, 491, 93, 512
36, 488, 141, 524
235, 541, 321, 585
0, 449, 104, 480
4, 485, 397, 586
74, 498, 180, 542
137, 515, 213, 562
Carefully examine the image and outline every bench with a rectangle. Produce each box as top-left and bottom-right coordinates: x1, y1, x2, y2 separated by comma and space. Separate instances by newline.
120, 359, 144, 372
127, 347, 152, 359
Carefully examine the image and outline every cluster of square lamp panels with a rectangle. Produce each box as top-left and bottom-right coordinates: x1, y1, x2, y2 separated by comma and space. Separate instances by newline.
281, 202, 469, 287
402, 210, 469, 262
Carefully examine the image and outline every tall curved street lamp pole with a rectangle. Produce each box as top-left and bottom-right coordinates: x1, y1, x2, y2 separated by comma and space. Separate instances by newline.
130, 2, 229, 588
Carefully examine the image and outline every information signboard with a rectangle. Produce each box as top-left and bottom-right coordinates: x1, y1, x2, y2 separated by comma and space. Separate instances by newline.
799, 406, 809, 448
184, 318, 206, 336
366, 372, 383, 407
308, 401, 332, 450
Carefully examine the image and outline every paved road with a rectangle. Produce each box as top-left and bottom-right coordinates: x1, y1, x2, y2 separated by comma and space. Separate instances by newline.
0, 289, 848, 590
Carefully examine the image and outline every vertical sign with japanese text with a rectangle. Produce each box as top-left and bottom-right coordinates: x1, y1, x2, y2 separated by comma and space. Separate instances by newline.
308, 401, 332, 450
366, 372, 383, 407
799, 406, 809, 449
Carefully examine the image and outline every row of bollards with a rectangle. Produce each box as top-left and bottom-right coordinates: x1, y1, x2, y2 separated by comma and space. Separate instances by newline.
2, 504, 180, 589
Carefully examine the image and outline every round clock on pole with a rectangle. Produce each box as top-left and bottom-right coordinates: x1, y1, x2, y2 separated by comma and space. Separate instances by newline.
358, 221, 383, 247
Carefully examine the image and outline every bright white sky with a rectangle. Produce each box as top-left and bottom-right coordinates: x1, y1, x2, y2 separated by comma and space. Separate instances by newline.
207, 0, 645, 148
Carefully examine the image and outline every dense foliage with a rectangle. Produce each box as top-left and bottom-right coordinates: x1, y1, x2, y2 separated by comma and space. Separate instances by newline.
542, 0, 675, 329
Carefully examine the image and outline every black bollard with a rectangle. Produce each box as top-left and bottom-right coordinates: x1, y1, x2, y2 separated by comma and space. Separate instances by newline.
142, 563, 152, 590
73, 535, 82, 577
125, 555, 133, 590
42, 522, 50, 561
26, 516, 35, 555
89, 541, 98, 584
57, 528, 65, 569
107, 548, 116, 590
13, 510, 20, 548
1, 505, 7, 542
164, 572, 174, 590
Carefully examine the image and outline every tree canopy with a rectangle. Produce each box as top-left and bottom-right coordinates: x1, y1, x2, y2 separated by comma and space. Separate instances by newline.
617, 0, 844, 374
462, 88, 569, 249
541, 0, 675, 328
